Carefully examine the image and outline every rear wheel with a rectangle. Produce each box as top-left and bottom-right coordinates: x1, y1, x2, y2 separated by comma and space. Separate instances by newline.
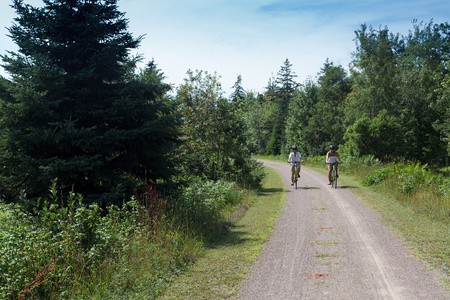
294, 170, 298, 189
334, 174, 337, 189
331, 169, 336, 188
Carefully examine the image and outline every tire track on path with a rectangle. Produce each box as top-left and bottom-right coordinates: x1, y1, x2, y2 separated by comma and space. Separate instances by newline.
234, 160, 448, 300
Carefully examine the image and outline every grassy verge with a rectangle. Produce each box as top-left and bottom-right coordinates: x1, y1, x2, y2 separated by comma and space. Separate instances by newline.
158, 167, 286, 299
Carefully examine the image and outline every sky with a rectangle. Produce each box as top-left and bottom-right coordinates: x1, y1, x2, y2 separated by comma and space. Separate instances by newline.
1, 0, 450, 96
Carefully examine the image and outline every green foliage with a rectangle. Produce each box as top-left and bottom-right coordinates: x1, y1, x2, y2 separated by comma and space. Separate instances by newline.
0, 0, 179, 206
361, 161, 447, 197
344, 21, 449, 165
309, 155, 326, 165
230, 74, 246, 103
176, 70, 263, 189
0, 180, 202, 299
347, 24, 401, 121
362, 166, 395, 186
265, 117, 283, 156
174, 177, 242, 230
261, 59, 299, 156
435, 63, 450, 161
285, 60, 350, 157
242, 92, 278, 154
343, 110, 402, 159
244, 21, 449, 165
285, 79, 319, 156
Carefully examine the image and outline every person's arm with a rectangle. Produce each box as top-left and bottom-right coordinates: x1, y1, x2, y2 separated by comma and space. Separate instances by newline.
337, 152, 342, 163
325, 152, 330, 163
288, 153, 292, 163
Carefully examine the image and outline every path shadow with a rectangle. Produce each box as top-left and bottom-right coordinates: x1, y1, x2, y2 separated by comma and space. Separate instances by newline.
205, 223, 255, 249
286, 186, 320, 192
257, 187, 285, 196
338, 185, 359, 189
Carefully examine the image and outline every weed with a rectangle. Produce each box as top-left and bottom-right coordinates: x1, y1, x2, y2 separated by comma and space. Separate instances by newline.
315, 254, 339, 258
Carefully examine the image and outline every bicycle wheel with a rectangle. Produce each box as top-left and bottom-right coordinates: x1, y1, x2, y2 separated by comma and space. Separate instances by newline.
294, 169, 298, 189
334, 171, 337, 189
331, 169, 335, 188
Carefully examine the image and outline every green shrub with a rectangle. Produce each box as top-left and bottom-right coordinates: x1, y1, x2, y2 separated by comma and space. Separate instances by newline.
0, 180, 175, 299
310, 155, 326, 165
175, 177, 242, 229
362, 167, 394, 186
0, 175, 249, 298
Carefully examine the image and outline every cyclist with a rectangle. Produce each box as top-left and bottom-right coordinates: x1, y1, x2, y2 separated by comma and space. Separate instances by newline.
326, 145, 342, 185
288, 145, 304, 186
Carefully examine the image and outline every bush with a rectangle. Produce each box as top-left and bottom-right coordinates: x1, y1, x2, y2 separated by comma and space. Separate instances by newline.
175, 177, 242, 229
362, 166, 394, 186
0, 180, 177, 299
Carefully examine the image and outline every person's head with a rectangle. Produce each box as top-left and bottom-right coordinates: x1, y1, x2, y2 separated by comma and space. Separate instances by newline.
329, 145, 336, 151
292, 145, 298, 152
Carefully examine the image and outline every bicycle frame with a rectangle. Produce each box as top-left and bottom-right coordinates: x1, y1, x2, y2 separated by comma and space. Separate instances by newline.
328, 162, 339, 189
292, 162, 301, 189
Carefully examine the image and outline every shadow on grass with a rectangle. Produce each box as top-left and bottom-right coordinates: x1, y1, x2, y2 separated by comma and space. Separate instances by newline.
205, 223, 256, 249
257, 187, 285, 196
204, 188, 285, 249
338, 185, 359, 189
205, 186, 285, 249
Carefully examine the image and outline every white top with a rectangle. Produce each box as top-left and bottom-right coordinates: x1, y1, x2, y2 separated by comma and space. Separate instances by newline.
328, 155, 337, 163
289, 152, 302, 162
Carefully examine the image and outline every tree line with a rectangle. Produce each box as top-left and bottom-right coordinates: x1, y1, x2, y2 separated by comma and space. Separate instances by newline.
240, 22, 449, 167
0, 0, 261, 208
0, 0, 448, 209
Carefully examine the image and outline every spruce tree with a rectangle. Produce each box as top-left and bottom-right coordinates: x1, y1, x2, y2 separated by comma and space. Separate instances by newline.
0, 0, 179, 206
265, 59, 298, 155
230, 74, 246, 103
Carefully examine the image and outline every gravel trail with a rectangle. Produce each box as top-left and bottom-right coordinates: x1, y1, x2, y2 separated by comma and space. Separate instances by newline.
235, 160, 449, 300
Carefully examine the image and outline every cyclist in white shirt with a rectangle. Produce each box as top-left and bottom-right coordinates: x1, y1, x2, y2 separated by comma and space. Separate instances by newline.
326, 145, 342, 185
288, 145, 304, 186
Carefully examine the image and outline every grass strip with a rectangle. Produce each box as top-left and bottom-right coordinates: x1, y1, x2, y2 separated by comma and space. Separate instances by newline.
158, 167, 286, 299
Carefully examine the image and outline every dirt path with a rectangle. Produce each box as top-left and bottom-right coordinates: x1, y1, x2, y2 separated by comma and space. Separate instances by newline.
235, 160, 449, 300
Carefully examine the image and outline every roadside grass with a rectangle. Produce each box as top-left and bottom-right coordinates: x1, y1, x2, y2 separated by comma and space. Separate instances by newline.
158, 167, 286, 299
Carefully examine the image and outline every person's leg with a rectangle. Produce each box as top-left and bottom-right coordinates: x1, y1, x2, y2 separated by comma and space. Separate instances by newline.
335, 164, 339, 178
297, 164, 301, 178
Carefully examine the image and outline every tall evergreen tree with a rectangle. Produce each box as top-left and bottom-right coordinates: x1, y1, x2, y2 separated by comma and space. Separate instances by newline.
0, 0, 179, 205
265, 59, 299, 155
315, 60, 351, 151
347, 24, 402, 120
275, 58, 299, 114
396, 21, 450, 163
230, 74, 246, 103
285, 79, 319, 155
344, 21, 449, 163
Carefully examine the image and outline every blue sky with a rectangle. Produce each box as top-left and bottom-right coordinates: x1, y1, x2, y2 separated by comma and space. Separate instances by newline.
1, 0, 450, 95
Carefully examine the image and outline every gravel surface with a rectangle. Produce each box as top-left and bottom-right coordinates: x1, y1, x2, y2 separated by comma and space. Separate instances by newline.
235, 160, 449, 300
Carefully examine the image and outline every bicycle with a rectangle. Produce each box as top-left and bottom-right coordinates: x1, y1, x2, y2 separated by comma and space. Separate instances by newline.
291, 162, 301, 189
328, 162, 340, 189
